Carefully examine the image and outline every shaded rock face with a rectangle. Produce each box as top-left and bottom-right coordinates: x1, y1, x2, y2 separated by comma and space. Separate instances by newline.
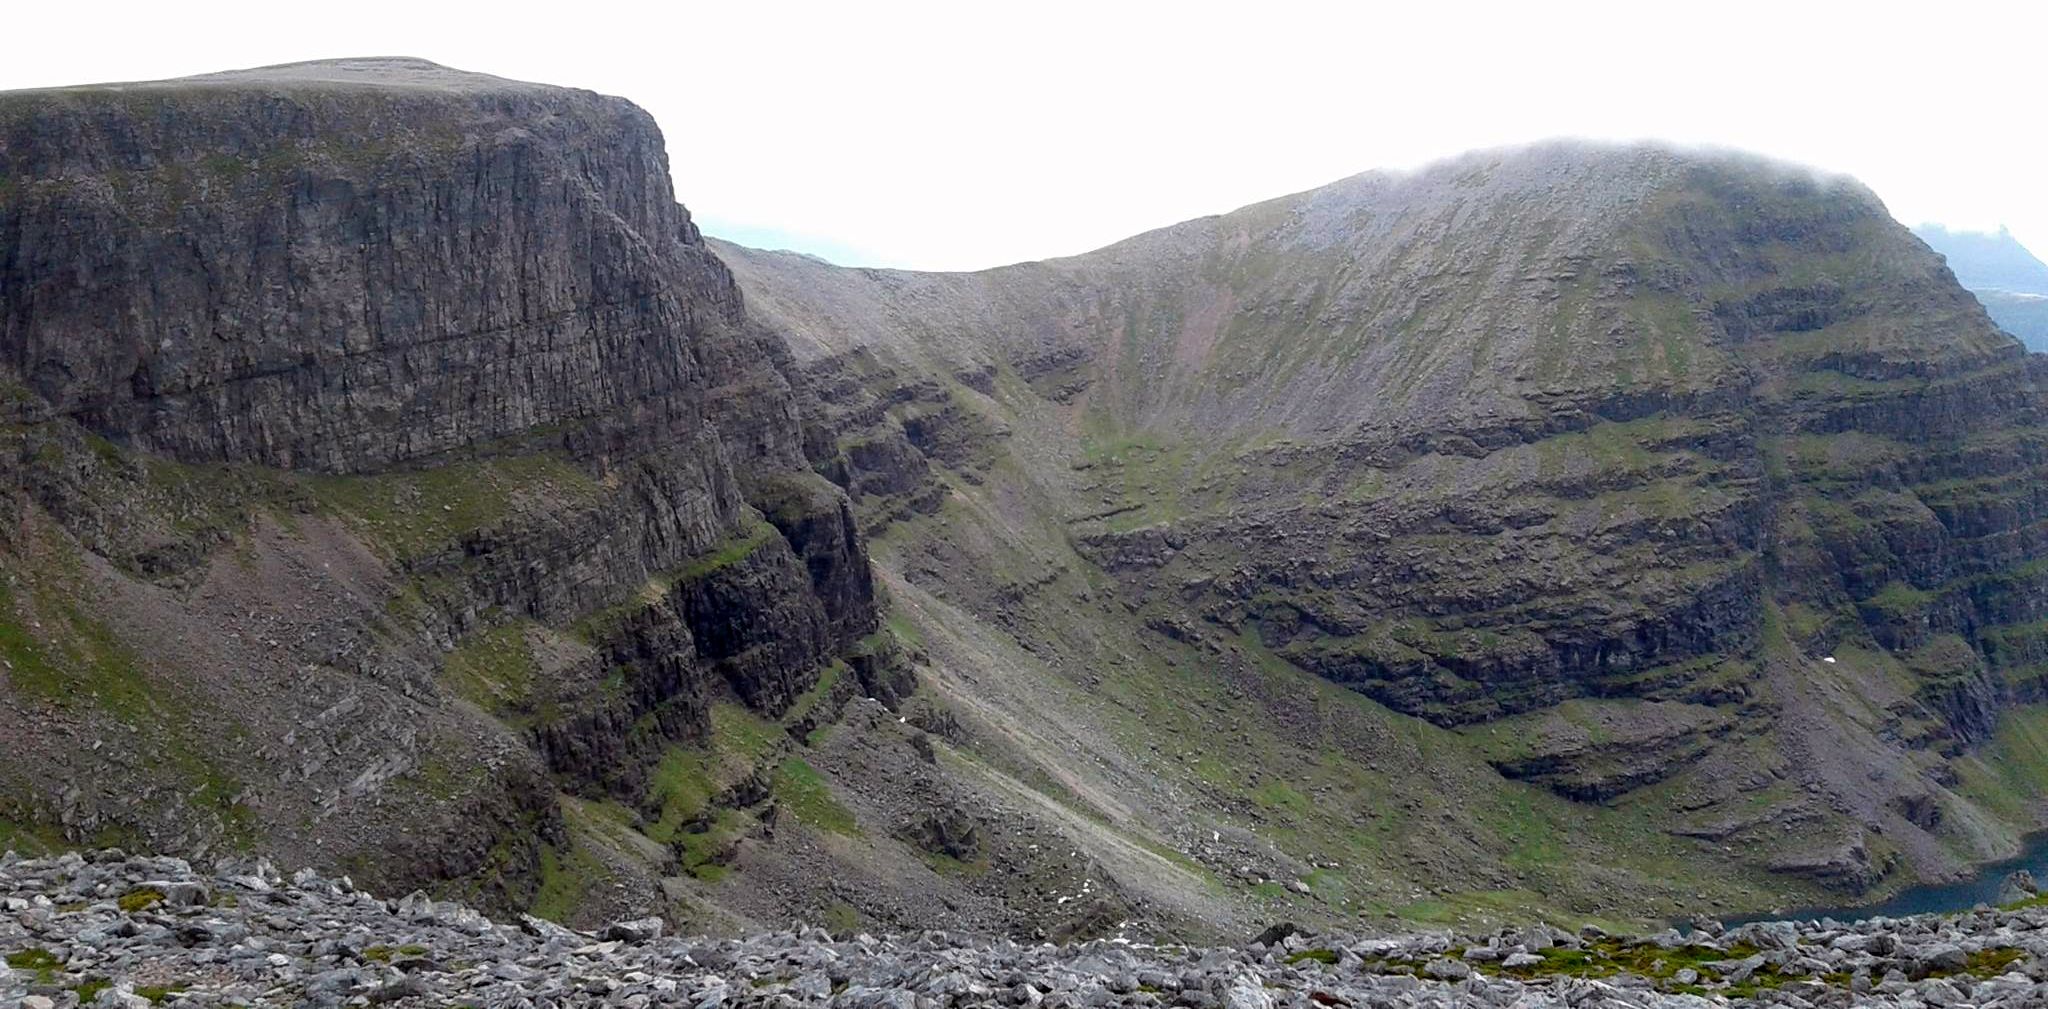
0, 57, 802, 475
450, 436, 750, 627
676, 527, 839, 716
0, 59, 876, 911
751, 473, 881, 647
535, 604, 713, 795
791, 347, 1000, 533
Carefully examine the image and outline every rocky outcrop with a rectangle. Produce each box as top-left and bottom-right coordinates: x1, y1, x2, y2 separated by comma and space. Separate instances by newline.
675, 531, 840, 716
1481, 701, 1739, 801
788, 347, 1001, 532
748, 474, 880, 648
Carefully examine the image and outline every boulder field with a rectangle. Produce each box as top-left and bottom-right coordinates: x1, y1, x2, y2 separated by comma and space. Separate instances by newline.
8, 850, 2048, 1007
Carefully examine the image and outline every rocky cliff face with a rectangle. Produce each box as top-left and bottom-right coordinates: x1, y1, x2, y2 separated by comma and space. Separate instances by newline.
0, 57, 808, 474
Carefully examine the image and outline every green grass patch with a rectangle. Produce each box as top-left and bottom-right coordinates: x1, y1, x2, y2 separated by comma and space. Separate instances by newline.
1861, 580, 1933, 622
918, 849, 988, 876
1252, 881, 1292, 902
643, 748, 715, 845
400, 740, 498, 804
1491, 938, 1767, 987
116, 888, 165, 913
1954, 703, 2048, 823
0, 577, 156, 724
675, 520, 776, 580
644, 704, 783, 844
0, 811, 72, 855
6, 946, 61, 982
820, 900, 861, 935
306, 454, 597, 562
672, 807, 748, 880
774, 757, 859, 836
0, 540, 257, 848
1254, 781, 1311, 817
1957, 947, 2026, 978
440, 622, 545, 725
529, 834, 610, 924
780, 662, 845, 732
883, 611, 924, 650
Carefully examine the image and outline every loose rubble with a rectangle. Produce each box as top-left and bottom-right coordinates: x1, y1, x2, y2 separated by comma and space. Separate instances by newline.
7, 851, 2048, 1007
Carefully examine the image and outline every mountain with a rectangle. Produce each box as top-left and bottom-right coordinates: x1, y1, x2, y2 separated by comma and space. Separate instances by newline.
1914, 225, 2048, 295
722, 142, 2048, 917
6, 61, 2048, 941
1975, 291, 2048, 350
1913, 225, 2048, 350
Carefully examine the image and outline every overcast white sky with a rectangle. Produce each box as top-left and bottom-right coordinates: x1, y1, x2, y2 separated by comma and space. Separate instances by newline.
6, 1, 2042, 271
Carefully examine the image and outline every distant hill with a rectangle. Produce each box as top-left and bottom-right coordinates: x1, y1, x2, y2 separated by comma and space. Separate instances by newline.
1913, 224, 2048, 349
1977, 289, 2048, 349
1914, 224, 2048, 294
